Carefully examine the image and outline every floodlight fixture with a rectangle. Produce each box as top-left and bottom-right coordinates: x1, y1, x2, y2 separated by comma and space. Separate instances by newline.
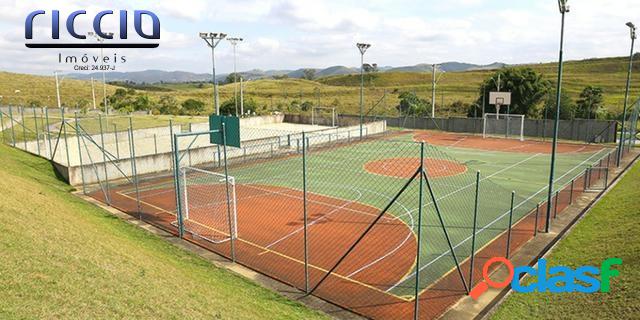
357, 43, 371, 55
627, 22, 637, 40
557, 0, 569, 13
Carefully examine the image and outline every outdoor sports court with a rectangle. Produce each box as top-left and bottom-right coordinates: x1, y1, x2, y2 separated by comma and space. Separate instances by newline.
89, 129, 615, 319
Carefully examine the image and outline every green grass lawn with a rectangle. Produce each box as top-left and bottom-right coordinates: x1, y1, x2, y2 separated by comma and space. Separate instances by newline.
0, 143, 328, 319
490, 159, 640, 319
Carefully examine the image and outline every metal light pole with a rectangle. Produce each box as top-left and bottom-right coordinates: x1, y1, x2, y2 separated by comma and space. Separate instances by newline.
200, 32, 227, 115
617, 22, 636, 166
88, 32, 113, 115
432, 64, 438, 117
227, 37, 243, 116
357, 43, 371, 139
545, 0, 569, 233
91, 77, 97, 110
54, 71, 63, 110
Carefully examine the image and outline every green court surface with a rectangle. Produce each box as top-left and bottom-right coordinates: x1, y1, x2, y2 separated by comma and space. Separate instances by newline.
211, 132, 614, 297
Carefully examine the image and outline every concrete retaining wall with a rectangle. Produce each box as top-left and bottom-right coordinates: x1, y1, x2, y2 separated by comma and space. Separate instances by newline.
68, 120, 387, 186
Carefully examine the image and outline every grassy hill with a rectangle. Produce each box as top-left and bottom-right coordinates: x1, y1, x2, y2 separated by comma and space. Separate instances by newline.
1, 56, 639, 117
0, 72, 119, 108
491, 159, 640, 319
0, 143, 327, 319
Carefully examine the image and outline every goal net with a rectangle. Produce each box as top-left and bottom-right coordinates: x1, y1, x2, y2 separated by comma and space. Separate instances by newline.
178, 166, 237, 244
312, 106, 337, 127
483, 113, 525, 141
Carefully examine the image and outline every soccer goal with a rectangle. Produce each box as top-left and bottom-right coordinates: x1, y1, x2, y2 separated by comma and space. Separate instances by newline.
483, 113, 525, 141
311, 106, 337, 127
178, 166, 237, 244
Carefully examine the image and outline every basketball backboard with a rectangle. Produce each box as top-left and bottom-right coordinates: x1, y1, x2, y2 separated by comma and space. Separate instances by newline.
489, 92, 511, 105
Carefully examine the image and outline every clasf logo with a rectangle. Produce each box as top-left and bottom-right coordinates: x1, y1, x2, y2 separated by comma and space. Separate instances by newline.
470, 257, 622, 299
25, 10, 160, 48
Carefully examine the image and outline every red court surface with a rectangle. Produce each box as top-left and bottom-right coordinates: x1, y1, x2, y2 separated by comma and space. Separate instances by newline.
413, 131, 604, 154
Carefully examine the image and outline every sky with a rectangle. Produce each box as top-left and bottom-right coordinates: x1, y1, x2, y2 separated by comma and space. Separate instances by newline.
0, 0, 639, 75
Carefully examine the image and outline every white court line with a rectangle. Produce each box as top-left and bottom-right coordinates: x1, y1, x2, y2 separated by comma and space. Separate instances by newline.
385, 148, 609, 292
264, 188, 364, 249
347, 152, 542, 278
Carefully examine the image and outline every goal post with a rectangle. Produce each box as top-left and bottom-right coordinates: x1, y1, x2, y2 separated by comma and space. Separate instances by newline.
178, 166, 237, 244
483, 113, 525, 141
311, 106, 337, 127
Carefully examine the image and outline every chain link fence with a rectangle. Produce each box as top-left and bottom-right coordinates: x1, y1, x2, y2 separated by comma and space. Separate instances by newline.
1, 107, 636, 320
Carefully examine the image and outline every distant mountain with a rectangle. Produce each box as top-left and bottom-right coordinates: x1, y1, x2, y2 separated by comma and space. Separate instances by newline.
67, 61, 506, 84
67, 70, 212, 83
386, 63, 434, 73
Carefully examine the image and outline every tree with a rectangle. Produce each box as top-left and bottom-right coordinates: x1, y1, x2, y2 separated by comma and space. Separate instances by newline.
155, 95, 180, 115
181, 99, 206, 115
133, 95, 151, 112
225, 73, 241, 85
543, 90, 576, 120
575, 86, 604, 119
302, 69, 316, 80
75, 98, 89, 114
396, 91, 431, 116
476, 68, 551, 117
220, 97, 239, 115
300, 101, 313, 112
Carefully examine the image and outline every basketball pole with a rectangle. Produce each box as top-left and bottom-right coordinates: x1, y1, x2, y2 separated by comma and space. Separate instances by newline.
545, 0, 569, 233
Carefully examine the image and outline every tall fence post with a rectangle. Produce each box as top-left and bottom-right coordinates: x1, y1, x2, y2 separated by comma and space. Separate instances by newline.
61, 107, 71, 167
534, 202, 540, 236
569, 179, 574, 204
154, 133, 158, 154
32, 106, 41, 156
98, 114, 111, 205
169, 120, 174, 173
468, 171, 480, 290
553, 191, 560, 219
74, 112, 86, 194
113, 123, 120, 160
128, 121, 142, 217
0, 111, 5, 144
172, 133, 184, 238
302, 132, 309, 294
506, 191, 515, 259
414, 142, 426, 320
221, 123, 236, 262
20, 106, 27, 150
45, 107, 52, 158
8, 106, 16, 147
